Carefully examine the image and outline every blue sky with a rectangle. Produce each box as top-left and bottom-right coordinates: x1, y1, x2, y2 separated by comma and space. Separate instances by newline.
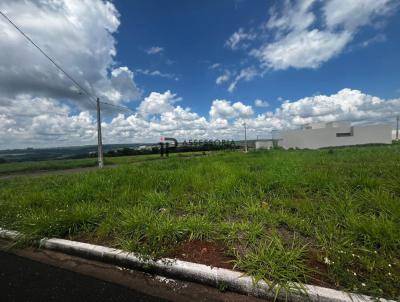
113, 0, 400, 116
0, 0, 400, 148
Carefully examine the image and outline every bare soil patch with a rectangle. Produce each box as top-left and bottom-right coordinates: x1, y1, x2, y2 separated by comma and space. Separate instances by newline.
174, 240, 235, 270
306, 250, 337, 289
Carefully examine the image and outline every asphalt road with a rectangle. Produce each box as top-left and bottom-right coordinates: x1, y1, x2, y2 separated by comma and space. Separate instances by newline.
0, 251, 169, 302
0, 243, 267, 302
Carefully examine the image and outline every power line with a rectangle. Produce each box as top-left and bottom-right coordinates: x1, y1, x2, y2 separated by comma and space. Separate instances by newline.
99, 100, 135, 114
0, 9, 134, 114
0, 9, 137, 169
0, 9, 97, 105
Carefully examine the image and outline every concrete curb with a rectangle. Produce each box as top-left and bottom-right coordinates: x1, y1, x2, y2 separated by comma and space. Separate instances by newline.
0, 228, 20, 240
0, 228, 393, 302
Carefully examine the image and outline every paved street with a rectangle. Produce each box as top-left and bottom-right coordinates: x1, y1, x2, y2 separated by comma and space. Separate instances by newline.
0, 251, 168, 302
0, 245, 267, 302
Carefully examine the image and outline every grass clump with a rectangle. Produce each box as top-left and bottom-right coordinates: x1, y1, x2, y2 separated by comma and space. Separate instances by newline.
17, 203, 104, 241
234, 234, 309, 298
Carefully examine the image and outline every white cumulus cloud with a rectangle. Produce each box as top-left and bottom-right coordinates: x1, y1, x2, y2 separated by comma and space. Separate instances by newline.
254, 99, 269, 108
252, 0, 395, 70
221, 0, 397, 90
1, 88, 399, 149
252, 29, 352, 70
323, 0, 395, 30
209, 99, 254, 120
137, 91, 182, 117
0, 0, 140, 108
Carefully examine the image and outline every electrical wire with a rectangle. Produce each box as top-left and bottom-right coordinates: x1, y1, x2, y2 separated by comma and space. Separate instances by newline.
0, 9, 134, 114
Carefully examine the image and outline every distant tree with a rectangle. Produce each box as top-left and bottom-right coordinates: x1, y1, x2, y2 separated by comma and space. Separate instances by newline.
107, 150, 116, 156
121, 148, 132, 155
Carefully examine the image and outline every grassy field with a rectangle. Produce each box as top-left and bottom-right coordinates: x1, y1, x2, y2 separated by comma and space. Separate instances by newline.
0, 145, 399, 299
0, 157, 99, 175
0, 152, 206, 175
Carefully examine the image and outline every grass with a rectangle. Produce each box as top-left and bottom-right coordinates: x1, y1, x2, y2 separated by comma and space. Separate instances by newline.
0, 158, 98, 175
0, 145, 399, 299
0, 151, 207, 175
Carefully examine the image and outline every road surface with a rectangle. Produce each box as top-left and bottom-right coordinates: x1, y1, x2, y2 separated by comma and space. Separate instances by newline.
0, 245, 267, 302
0, 251, 167, 302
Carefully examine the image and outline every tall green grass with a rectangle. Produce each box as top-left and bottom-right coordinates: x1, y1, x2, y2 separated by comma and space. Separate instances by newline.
0, 145, 399, 299
0, 151, 208, 175
0, 158, 98, 175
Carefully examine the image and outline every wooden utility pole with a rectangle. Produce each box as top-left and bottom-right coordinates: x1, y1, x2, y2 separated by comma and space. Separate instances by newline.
96, 97, 104, 168
244, 122, 248, 153
396, 115, 399, 141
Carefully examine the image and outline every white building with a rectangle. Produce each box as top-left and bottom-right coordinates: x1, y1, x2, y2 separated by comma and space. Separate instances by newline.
278, 121, 392, 150
255, 140, 274, 150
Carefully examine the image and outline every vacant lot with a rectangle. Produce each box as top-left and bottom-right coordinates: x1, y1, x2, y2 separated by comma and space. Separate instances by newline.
0, 152, 205, 176
1, 146, 399, 299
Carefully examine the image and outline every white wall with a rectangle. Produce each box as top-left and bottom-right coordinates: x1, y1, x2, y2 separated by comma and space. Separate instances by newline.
280, 124, 392, 149
255, 141, 274, 150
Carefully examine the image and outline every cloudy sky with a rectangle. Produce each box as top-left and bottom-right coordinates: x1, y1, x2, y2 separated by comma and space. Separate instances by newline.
0, 0, 399, 149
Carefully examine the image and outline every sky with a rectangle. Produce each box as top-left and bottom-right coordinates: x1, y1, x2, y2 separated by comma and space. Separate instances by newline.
0, 0, 400, 149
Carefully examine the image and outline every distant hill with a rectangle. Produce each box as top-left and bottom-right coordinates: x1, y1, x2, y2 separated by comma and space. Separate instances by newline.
0, 140, 250, 163
0, 143, 152, 162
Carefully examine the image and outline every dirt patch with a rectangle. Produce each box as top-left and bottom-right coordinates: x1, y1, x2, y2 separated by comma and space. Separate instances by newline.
69, 234, 336, 289
306, 250, 337, 289
66, 236, 236, 270
174, 240, 235, 270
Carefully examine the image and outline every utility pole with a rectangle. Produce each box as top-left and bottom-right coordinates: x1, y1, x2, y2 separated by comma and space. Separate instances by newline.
244, 122, 248, 153
396, 115, 399, 141
96, 98, 104, 168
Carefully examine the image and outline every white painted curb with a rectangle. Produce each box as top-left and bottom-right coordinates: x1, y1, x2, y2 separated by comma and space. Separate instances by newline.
0, 228, 393, 302
0, 228, 20, 240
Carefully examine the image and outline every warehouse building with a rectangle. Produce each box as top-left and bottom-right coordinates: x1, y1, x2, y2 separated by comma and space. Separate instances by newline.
256, 121, 392, 150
